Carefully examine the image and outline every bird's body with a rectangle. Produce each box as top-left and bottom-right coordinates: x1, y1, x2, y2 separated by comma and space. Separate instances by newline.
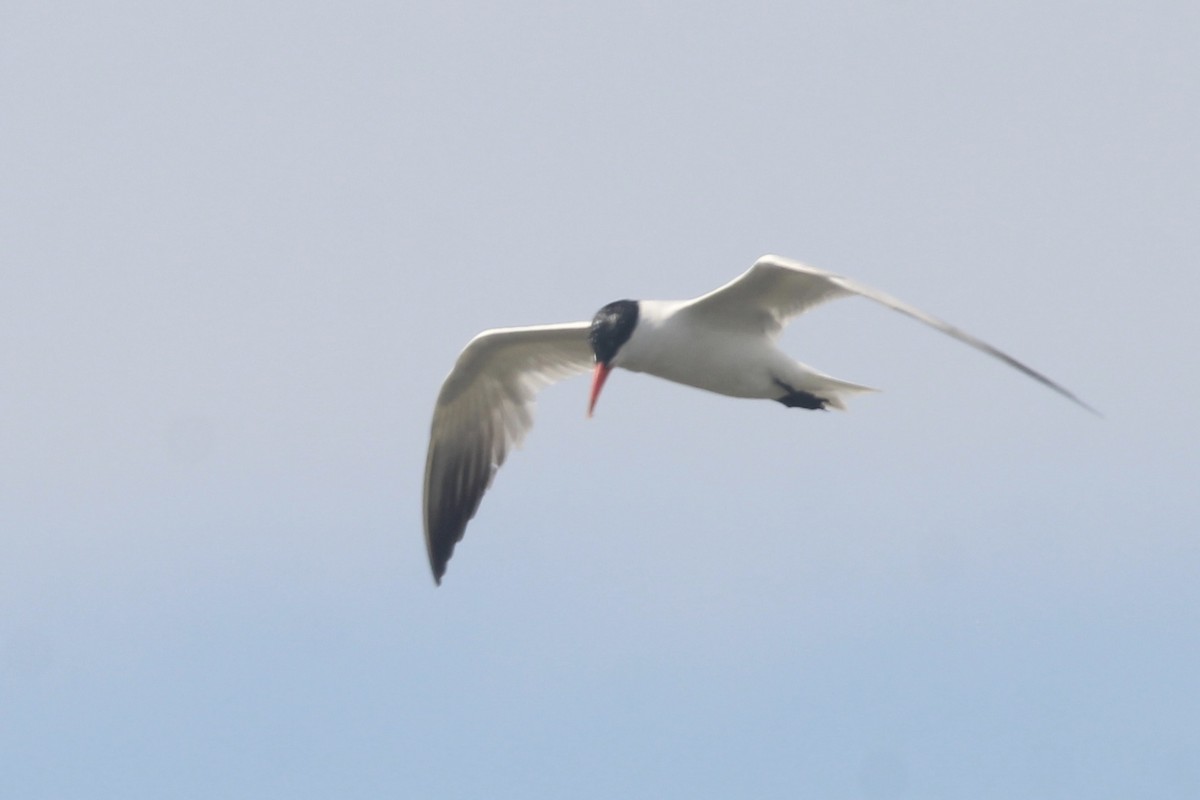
612, 299, 873, 405
423, 255, 1095, 583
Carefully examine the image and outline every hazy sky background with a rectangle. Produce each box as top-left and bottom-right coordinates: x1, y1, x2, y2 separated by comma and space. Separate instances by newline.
3, 2, 1198, 798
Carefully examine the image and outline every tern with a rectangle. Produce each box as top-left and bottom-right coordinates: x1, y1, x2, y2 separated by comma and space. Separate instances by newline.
423, 254, 1094, 583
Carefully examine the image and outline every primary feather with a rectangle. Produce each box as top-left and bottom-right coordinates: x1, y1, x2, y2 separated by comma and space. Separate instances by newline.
423, 323, 592, 583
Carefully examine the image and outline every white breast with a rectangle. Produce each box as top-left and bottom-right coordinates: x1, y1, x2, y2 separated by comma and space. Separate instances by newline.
612, 301, 788, 399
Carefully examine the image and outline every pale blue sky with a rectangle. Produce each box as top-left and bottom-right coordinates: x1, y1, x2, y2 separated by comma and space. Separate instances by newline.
2, 2, 1198, 798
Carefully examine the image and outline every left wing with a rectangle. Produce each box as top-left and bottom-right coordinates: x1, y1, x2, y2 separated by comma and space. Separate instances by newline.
683, 254, 1098, 414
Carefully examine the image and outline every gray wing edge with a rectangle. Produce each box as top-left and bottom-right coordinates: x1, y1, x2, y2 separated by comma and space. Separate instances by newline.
423, 323, 594, 584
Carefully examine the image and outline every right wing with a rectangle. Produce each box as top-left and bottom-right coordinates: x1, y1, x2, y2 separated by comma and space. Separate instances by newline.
423, 322, 594, 584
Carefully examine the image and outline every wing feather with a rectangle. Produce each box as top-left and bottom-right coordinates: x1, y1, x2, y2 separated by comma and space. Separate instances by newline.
423, 322, 593, 583
683, 255, 855, 337
685, 254, 1097, 414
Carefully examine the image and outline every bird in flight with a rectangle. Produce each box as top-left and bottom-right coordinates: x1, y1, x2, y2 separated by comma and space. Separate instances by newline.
423, 254, 1095, 583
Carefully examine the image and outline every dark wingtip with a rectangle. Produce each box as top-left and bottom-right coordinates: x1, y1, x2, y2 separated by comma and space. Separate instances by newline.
986, 346, 1102, 419
1055, 386, 1103, 419
430, 556, 447, 586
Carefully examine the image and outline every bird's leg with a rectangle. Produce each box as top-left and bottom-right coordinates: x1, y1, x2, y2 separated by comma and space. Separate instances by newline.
772, 378, 831, 411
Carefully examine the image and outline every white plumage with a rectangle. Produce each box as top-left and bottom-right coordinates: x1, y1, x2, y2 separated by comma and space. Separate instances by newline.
423, 255, 1095, 583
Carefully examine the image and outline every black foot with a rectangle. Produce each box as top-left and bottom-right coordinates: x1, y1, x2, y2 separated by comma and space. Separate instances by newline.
773, 379, 830, 410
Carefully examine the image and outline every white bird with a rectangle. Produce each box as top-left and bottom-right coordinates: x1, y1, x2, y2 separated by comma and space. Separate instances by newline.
423, 255, 1095, 583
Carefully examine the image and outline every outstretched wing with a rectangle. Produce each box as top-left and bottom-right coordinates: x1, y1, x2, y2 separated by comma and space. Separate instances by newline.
423, 322, 594, 584
684, 254, 1097, 414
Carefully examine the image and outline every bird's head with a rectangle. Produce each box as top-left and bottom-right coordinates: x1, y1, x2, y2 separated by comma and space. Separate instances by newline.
587, 299, 639, 417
